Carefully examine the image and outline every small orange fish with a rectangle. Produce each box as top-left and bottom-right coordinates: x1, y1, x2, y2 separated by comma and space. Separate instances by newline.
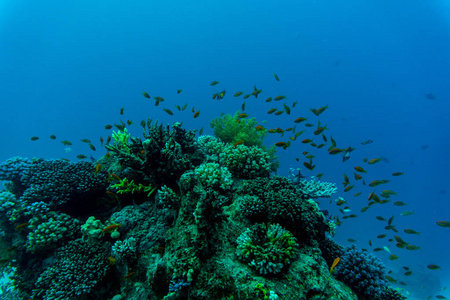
100, 137, 104, 147
354, 166, 367, 173
238, 113, 248, 118
110, 174, 121, 181
102, 223, 122, 233
255, 125, 264, 131
15, 223, 29, 231
368, 157, 382, 164
274, 111, 284, 116
330, 257, 340, 273
392, 172, 404, 176
344, 185, 355, 192
265, 97, 273, 102
267, 108, 277, 114
108, 256, 116, 265
302, 139, 312, 144
212, 93, 218, 99
427, 264, 440, 270
193, 111, 200, 118
436, 221, 450, 228
234, 92, 243, 97
294, 117, 307, 123
140, 150, 146, 155
94, 163, 103, 174
105, 124, 112, 129
328, 148, 343, 155
121, 272, 136, 280
106, 136, 111, 145
106, 191, 119, 200
234, 141, 244, 148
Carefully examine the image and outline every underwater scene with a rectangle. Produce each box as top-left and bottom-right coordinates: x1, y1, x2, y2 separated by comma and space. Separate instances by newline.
0, 1, 449, 299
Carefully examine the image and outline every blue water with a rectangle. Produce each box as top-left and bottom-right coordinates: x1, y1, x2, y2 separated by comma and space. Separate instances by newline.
1, 1, 449, 298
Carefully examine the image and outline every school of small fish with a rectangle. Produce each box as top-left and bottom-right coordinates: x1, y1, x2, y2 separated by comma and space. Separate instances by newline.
28, 74, 448, 299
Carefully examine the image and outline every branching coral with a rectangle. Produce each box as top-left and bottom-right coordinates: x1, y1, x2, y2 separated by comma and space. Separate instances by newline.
210, 112, 267, 147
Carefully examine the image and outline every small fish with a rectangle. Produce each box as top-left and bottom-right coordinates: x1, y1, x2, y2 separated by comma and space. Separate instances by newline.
275, 141, 290, 149
15, 223, 29, 231
273, 73, 280, 81
177, 89, 182, 94
106, 135, 111, 145
302, 139, 312, 144
354, 166, 367, 173
274, 95, 286, 101
368, 157, 382, 164
251, 85, 262, 98
400, 210, 414, 216
120, 107, 124, 115
294, 117, 307, 123
377, 234, 387, 238
127, 120, 133, 126
310, 105, 328, 116
313, 122, 327, 135
243, 94, 251, 99
369, 180, 389, 187
436, 295, 447, 299
329, 148, 343, 155
30, 136, 39, 141
342, 147, 355, 162
361, 206, 370, 212
114, 122, 126, 131
303, 161, 315, 171
76, 155, 87, 159
436, 221, 450, 228
81, 139, 91, 143
404, 229, 420, 235
388, 216, 394, 225
154, 96, 165, 102
354, 192, 362, 197
193, 111, 200, 118
163, 108, 174, 115
405, 245, 420, 251
255, 125, 265, 131
49, 135, 56, 140
274, 111, 284, 116
389, 254, 399, 261
304, 123, 314, 127
102, 223, 122, 233
329, 257, 340, 273
108, 256, 116, 265
175, 105, 181, 111
344, 185, 355, 192
199, 127, 204, 135
89, 144, 96, 151
360, 139, 373, 145
404, 271, 412, 276
354, 174, 362, 180
105, 124, 112, 129
121, 272, 136, 280
283, 103, 291, 115
94, 163, 103, 174
182, 103, 188, 111
392, 172, 404, 176
234, 91, 243, 97
210, 81, 220, 86
142, 91, 151, 98
265, 97, 273, 102
267, 108, 277, 114
238, 113, 248, 118
427, 264, 441, 270
100, 137, 104, 147
393, 201, 407, 206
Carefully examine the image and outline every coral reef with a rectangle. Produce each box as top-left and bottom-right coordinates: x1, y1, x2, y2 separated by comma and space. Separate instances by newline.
0, 121, 402, 300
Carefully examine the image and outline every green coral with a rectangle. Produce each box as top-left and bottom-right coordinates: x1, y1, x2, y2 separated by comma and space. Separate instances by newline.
210, 111, 267, 147
194, 162, 233, 191
236, 223, 298, 275
111, 177, 156, 197
111, 128, 131, 152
